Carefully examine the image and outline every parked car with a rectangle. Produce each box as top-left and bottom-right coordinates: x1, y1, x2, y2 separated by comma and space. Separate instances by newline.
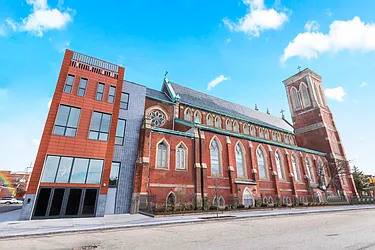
0, 197, 23, 205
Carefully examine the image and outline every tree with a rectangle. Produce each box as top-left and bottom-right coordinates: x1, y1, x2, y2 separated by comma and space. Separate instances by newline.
174, 185, 188, 211
352, 166, 370, 197
316, 160, 349, 197
211, 176, 226, 218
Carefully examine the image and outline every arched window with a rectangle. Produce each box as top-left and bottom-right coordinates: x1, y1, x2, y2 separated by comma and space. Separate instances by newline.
292, 154, 301, 181
331, 134, 340, 154
157, 140, 168, 169
215, 116, 221, 128
319, 86, 327, 107
305, 157, 315, 183
166, 193, 176, 206
259, 128, 264, 138
277, 133, 281, 142
148, 109, 166, 127
184, 108, 192, 121
257, 146, 267, 179
250, 126, 256, 136
318, 159, 328, 186
268, 197, 273, 205
316, 192, 323, 202
243, 189, 254, 207
341, 174, 347, 187
219, 196, 225, 207
235, 143, 246, 177
243, 124, 249, 135
299, 82, 311, 108
290, 87, 302, 111
272, 132, 276, 141
264, 130, 269, 140
233, 121, 239, 133
226, 119, 232, 131
284, 135, 289, 144
275, 151, 285, 180
210, 138, 221, 175
176, 143, 187, 170
194, 111, 202, 124
206, 114, 212, 126
290, 136, 295, 145
213, 196, 225, 207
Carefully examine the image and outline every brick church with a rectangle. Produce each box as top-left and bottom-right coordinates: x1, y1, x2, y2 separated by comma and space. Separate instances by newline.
132, 69, 358, 211
21, 50, 357, 220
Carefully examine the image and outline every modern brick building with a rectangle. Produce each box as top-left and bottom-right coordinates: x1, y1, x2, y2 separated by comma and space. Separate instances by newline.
20, 50, 145, 220
21, 50, 358, 220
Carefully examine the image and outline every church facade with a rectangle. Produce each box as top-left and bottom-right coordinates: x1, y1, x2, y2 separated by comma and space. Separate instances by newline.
131, 69, 358, 211
21, 50, 357, 220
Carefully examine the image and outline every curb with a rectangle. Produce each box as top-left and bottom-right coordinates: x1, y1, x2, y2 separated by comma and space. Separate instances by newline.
0, 206, 373, 240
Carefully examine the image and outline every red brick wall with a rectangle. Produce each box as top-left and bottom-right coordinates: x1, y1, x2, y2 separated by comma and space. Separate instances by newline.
27, 50, 124, 195
145, 98, 174, 129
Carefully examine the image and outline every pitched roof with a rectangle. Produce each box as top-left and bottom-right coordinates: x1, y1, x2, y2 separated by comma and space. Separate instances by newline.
146, 88, 172, 103
170, 82, 294, 133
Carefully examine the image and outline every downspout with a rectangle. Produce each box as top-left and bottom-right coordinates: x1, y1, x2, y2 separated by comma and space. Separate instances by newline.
197, 126, 205, 209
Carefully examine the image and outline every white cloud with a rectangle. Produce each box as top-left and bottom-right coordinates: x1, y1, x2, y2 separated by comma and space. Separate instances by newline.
5, 18, 17, 31
281, 17, 375, 62
32, 138, 40, 147
207, 75, 231, 91
325, 9, 333, 17
325, 86, 347, 102
353, 99, 359, 104
360, 82, 368, 88
360, 137, 364, 141
304, 20, 319, 32
225, 38, 231, 44
6, 0, 74, 37
223, 0, 288, 38
47, 98, 52, 108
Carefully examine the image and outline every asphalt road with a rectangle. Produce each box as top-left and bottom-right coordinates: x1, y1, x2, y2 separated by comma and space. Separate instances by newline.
1, 209, 375, 250
0, 204, 22, 214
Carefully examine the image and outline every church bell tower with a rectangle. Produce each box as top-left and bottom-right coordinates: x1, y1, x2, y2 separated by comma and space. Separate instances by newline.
282, 68, 358, 197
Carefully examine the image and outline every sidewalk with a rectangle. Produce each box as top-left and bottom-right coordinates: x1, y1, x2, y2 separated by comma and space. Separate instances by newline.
0, 205, 373, 239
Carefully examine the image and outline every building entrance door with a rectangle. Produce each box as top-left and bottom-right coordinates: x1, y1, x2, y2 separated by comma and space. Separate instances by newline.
32, 187, 99, 219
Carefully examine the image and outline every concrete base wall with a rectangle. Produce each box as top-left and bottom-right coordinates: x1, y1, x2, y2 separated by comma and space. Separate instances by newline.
19, 194, 36, 220
95, 194, 107, 217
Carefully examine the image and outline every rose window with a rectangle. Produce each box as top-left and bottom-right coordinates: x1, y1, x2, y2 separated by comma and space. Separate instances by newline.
148, 110, 166, 127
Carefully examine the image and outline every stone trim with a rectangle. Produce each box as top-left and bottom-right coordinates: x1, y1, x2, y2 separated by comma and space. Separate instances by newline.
150, 184, 195, 188
295, 122, 325, 134
208, 186, 231, 189
282, 68, 322, 86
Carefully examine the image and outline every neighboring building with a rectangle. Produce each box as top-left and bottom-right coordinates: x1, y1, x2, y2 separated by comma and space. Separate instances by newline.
366, 175, 375, 196
20, 50, 146, 220
0, 170, 30, 198
21, 50, 358, 220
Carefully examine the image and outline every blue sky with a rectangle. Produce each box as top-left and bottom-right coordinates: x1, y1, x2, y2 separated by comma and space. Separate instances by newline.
0, 0, 374, 174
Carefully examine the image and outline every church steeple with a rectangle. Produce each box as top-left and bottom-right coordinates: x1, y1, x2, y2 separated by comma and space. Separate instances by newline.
282, 68, 358, 198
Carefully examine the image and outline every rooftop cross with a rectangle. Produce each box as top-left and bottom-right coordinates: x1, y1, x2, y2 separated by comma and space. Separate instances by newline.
297, 65, 302, 72
165, 71, 168, 77
280, 109, 285, 119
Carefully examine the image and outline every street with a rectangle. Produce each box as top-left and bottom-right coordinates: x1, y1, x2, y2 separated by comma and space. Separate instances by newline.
0, 204, 22, 214
0, 209, 374, 250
